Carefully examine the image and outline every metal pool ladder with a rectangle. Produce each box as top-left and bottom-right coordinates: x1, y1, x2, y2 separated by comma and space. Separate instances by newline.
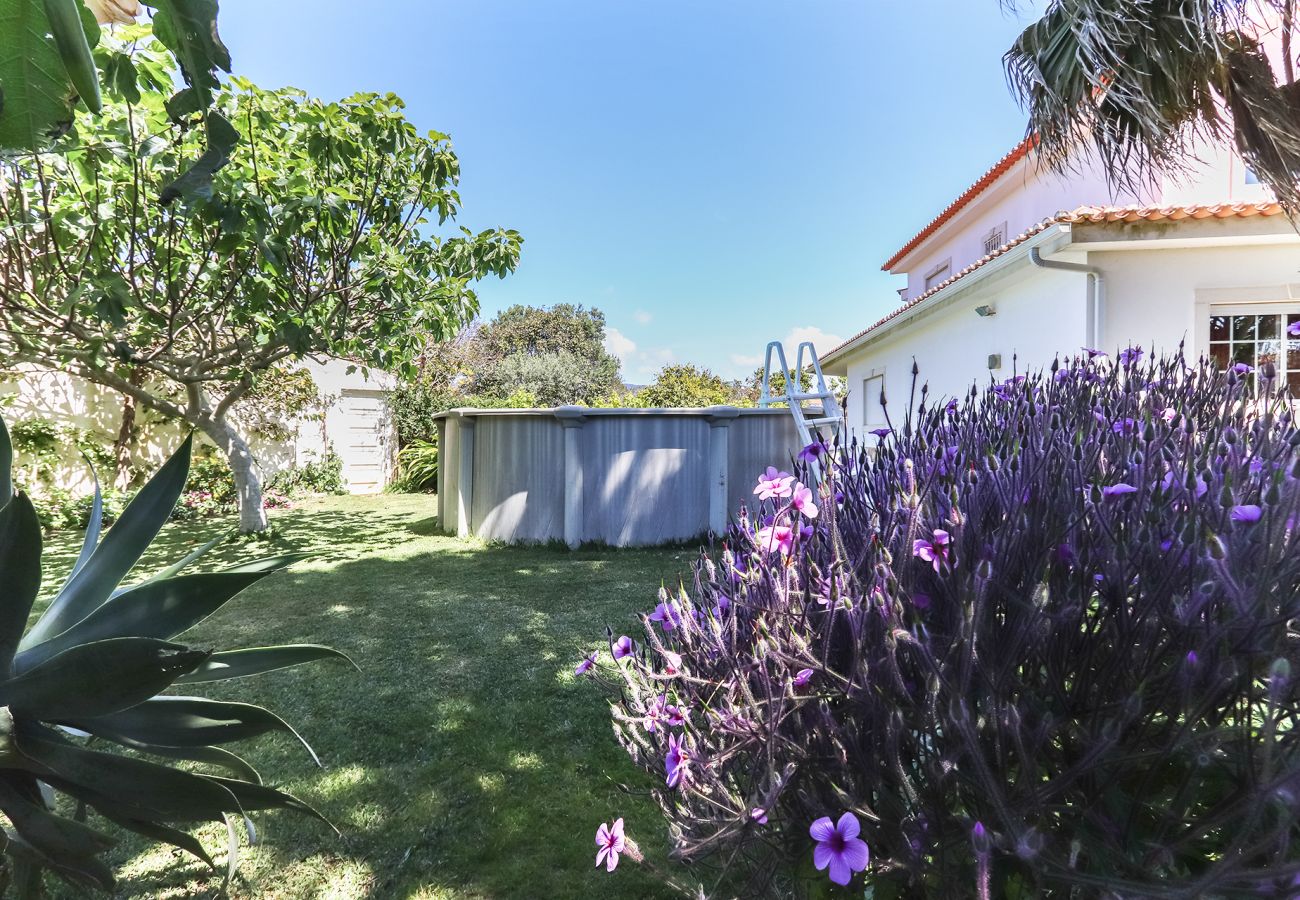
758, 341, 843, 457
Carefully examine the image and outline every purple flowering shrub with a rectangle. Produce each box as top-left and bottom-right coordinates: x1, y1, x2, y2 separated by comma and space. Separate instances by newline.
584, 349, 1300, 897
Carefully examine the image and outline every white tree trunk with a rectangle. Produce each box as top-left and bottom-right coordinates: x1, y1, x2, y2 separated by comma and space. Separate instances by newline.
201, 418, 268, 533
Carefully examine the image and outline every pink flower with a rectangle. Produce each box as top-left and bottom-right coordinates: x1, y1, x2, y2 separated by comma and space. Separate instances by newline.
912, 529, 953, 572
793, 668, 814, 689
750, 807, 769, 825
659, 649, 683, 675
790, 482, 819, 519
595, 818, 625, 871
810, 812, 870, 886
755, 524, 795, 556
575, 652, 598, 676
642, 695, 667, 732
612, 635, 636, 661
665, 733, 691, 788
1160, 407, 1177, 423
648, 601, 682, 631
754, 466, 795, 500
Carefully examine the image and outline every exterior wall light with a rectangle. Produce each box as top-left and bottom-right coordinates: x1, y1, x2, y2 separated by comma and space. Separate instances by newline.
975, 305, 997, 317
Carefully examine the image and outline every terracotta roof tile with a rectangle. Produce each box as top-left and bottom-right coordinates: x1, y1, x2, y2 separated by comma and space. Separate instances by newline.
881, 137, 1037, 272
827, 202, 1286, 363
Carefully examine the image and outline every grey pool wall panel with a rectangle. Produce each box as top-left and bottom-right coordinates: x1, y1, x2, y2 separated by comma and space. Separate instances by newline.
434, 406, 805, 547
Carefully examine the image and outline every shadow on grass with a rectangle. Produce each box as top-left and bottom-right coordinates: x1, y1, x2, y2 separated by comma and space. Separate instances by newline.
41, 494, 691, 900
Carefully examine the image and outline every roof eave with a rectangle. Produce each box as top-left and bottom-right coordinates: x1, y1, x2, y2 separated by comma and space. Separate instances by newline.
823, 224, 1074, 375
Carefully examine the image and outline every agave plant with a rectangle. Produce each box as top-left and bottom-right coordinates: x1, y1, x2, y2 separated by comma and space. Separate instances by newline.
0, 415, 353, 896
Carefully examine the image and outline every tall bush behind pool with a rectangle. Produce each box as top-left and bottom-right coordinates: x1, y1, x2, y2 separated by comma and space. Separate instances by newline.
582, 348, 1300, 897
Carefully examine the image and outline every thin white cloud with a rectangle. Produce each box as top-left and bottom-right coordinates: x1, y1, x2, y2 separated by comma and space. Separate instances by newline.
783, 325, 845, 353
730, 353, 763, 369
605, 327, 674, 383
633, 310, 653, 325
604, 326, 637, 360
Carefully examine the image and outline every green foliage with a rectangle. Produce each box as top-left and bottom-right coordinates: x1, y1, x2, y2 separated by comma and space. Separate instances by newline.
11, 418, 116, 489
31, 485, 127, 533
239, 368, 325, 441
634, 364, 745, 408
1004, 0, 1300, 213
0, 0, 231, 195
391, 440, 439, 493
267, 451, 345, 497
0, 412, 352, 894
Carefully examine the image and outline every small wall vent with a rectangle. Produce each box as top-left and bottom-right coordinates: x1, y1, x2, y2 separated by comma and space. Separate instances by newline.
987, 353, 1002, 370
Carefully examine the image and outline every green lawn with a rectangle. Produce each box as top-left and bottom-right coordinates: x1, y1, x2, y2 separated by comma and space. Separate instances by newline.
41, 494, 688, 899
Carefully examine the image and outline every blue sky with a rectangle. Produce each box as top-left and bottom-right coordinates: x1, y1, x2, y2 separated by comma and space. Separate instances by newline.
221, 0, 1044, 383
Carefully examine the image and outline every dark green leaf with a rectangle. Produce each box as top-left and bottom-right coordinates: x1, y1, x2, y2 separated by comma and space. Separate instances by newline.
0, 776, 115, 889
17, 731, 240, 823
0, 414, 12, 507
0, 638, 209, 719
74, 696, 320, 764
0, 0, 74, 149
160, 110, 240, 204
148, 0, 231, 107
0, 493, 42, 679
60, 463, 104, 593
23, 435, 193, 649
222, 552, 311, 574
174, 644, 356, 684
93, 738, 262, 784
96, 811, 214, 869
17, 571, 267, 672
199, 774, 335, 830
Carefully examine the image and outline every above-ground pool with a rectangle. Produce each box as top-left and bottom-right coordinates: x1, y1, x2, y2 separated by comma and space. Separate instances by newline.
434, 406, 804, 547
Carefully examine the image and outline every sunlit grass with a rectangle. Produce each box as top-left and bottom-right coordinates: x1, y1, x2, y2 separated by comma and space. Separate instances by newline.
41, 494, 686, 899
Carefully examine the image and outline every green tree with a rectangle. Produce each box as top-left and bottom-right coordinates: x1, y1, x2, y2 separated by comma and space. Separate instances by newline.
1005, 1, 1300, 211
0, 1, 233, 193
0, 46, 522, 531
635, 364, 745, 408
469, 304, 624, 404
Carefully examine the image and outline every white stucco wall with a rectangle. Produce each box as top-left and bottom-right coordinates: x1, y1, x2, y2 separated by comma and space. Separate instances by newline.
1094, 242, 1300, 358
841, 263, 1090, 433
835, 236, 1300, 440
0, 358, 395, 496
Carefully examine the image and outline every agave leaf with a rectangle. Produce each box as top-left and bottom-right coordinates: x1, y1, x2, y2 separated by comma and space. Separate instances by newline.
96, 811, 215, 869
0, 493, 42, 678
0, 776, 115, 873
23, 434, 193, 649
60, 462, 104, 593
106, 528, 233, 601
0, 415, 12, 508
4, 827, 115, 893
174, 644, 357, 684
0, 638, 209, 720
16, 571, 268, 672
222, 552, 312, 574
15, 730, 241, 823
199, 774, 335, 831
95, 739, 263, 784
72, 696, 321, 764
222, 812, 238, 891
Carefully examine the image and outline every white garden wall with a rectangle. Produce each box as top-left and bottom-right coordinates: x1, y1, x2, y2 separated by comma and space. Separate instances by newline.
0, 359, 396, 496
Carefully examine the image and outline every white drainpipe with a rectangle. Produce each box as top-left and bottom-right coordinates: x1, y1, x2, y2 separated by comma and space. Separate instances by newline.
1029, 247, 1105, 350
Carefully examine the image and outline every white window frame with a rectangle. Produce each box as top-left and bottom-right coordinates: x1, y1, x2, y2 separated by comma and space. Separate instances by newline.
923, 259, 952, 292
1202, 301, 1300, 394
862, 370, 886, 429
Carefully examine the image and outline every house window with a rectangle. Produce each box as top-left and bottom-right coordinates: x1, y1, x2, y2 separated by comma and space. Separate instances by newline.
923, 260, 951, 292
982, 222, 1008, 256
862, 373, 885, 428
1208, 309, 1300, 394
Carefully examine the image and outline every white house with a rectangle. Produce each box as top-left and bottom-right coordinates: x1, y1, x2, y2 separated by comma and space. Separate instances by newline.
820, 136, 1300, 434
